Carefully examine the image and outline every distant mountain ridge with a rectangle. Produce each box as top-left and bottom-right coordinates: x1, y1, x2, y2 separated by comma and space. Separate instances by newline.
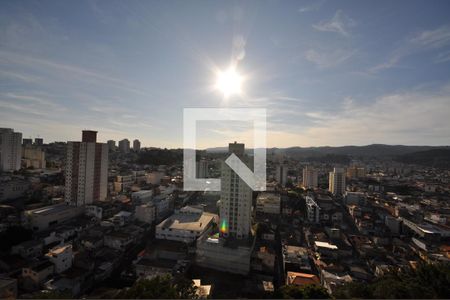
395, 148, 450, 168
206, 144, 450, 158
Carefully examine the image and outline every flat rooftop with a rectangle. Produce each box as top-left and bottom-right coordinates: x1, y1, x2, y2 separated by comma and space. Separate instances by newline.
257, 193, 281, 203
29, 203, 75, 216
157, 211, 217, 232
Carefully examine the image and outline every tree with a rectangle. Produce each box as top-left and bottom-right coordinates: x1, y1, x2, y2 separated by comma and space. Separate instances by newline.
31, 290, 71, 299
334, 262, 450, 299
0, 226, 33, 252
274, 284, 330, 299
115, 275, 197, 299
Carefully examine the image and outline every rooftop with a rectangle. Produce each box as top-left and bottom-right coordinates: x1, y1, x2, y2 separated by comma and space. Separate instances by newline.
157, 211, 217, 232
47, 244, 72, 255
287, 272, 320, 286
28, 203, 75, 216
315, 241, 338, 250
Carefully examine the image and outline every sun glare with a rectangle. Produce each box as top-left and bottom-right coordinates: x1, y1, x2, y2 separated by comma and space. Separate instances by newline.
215, 66, 243, 98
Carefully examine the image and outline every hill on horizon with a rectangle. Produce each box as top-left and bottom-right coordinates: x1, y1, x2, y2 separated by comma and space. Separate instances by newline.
395, 148, 450, 168
206, 144, 450, 158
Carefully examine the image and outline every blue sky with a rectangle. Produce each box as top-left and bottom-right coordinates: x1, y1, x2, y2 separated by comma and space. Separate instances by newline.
1, 0, 450, 148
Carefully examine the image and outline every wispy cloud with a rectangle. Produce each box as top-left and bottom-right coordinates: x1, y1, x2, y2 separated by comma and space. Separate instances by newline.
298, 0, 325, 13
297, 84, 450, 145
305, 48, 357, 68
312, 10, 355, 37
0, 70, 41, 82
434, 50, 450, 63
370, 24, 450, 73
0, 92, 67, 116
410, 25, 450, 49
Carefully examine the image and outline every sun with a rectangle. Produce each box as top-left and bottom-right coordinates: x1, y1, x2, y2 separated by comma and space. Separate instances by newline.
215, 66, 244, 98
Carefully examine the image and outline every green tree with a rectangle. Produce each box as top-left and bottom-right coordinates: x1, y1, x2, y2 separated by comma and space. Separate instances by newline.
0, 226, 33, 252
31, 290, 71, 299
335, 262, 450, 299
115, 275, 197, 299
274, 284, 330, 299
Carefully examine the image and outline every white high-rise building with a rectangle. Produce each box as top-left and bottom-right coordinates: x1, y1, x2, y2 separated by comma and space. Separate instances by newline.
65, 130, 108, 206
302, 166, 318, 189
329, 167, 346, 196
0, 128, 22, 171
133, 139, 141, 152
276, 164, 288, 187
118, 139, 130, 153
220, 142, 252, 240
196, 159, 209, 178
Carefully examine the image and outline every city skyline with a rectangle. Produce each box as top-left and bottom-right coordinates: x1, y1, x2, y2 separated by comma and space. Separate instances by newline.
1, 2, 450, 298
1, 0, 450, 148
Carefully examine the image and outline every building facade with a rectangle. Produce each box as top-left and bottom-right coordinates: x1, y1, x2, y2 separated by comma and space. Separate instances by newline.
133, 139, 141, 152
276, 164, 288, 187
220, 142, 253, 240
118, 139, 130, 153
0, 128, 22, 171
302, 166, 318, 189
65, 130, 108, 206
22, 145, 46, 169
329, 167, 346, 196
107, 140, 116, 151
196, 159, 209, 178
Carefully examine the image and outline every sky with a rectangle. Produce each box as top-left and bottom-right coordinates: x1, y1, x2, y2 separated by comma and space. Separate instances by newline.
1, 0, 450, 148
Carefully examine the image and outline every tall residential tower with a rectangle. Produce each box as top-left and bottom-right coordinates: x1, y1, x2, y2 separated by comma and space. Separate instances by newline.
302, 166, 318, 189
65, 130, 108, 206
219, 142, 253, 240
329, 167, 346, 196
0, 128, 22, 171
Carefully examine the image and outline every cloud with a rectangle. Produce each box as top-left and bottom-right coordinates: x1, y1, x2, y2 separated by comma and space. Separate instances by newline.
232, 35, 247, 63
279, 84, 450, 146
434, 50, 450, 63
305, 48, 357, 68
0, 70, 41, 82
370, 24, 450, 73
0, 92, 67, 116
298, 0, 325, 13
410, 25, 450, 49
312, 10, 355, 37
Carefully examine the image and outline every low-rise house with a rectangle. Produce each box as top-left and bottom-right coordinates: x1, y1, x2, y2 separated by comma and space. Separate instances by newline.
193, 279, 212, 299
314, 241, 338, 260
22, 260, 54, 291
104, 231, 135, 251
134, 258, 175, 279
132, 190, 153, 204
286, 271, 320, 286
155, 207, 217, 243
135, 203, 156, 224
256, 193, 281, 216
283, 245, 312, 273
45, 244, 73, 274
252, 246, 276, 274
321, 269, 353, 295
0, 277, 17, 299
11, 240, 43, 259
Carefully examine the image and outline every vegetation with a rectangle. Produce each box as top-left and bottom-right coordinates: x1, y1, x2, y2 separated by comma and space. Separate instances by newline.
0, 226, 33, 252
334, 262, 450, 299
273, 284, 330, 299
114, 275, 197, 299
31, 290, 71, 299
395, 148, 450, 168
137, 148, 184, 165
